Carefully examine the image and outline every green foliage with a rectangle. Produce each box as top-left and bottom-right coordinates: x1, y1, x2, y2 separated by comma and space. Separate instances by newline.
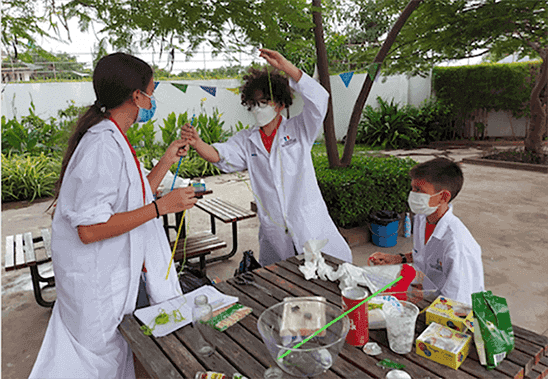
1, 102, 64, 156
313, 153, 417, 228
407, 98, 455, 144
432, 61, 540, 121
127, 120, 158, 150
159, 112, 189, 146
357, 97, 423, 149
1, 153, 61, 202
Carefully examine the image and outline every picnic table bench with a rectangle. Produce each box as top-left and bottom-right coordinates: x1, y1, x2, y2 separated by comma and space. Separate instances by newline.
195, 197, 256, 264
119, 254, 548, 379
4, 229, 55, 308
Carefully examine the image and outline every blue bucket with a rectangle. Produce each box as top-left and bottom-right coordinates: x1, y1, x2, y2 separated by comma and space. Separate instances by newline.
370, 220, 399, 248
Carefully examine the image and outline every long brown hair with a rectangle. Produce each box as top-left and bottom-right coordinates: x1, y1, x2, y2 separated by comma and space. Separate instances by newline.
48, 53, 153, 212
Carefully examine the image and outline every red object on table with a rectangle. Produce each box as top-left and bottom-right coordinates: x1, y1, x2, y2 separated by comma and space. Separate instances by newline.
341, 287, 369, 346
382, 264, 416, 301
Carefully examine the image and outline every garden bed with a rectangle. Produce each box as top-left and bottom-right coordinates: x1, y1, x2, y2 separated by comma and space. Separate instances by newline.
462, 146, 548, 173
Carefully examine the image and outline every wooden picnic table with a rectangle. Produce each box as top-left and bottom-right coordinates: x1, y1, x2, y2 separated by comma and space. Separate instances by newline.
119, 255, 548, 379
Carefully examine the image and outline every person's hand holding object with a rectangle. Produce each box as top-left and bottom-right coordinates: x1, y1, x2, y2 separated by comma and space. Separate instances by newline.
368, 252, 401, 265
156, 186, 197, 215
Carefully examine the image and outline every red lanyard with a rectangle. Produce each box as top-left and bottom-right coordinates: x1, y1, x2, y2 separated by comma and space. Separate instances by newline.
110, 118, 146, 206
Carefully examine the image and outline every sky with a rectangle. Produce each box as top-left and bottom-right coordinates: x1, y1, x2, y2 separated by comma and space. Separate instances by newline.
37, 17, 259, 74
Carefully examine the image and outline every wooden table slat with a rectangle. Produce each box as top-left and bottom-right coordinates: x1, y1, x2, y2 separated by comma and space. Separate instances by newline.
207, 198, 247, 220
5, 235, 15, 270
154, 334, 206, 378
209, 197, 255, 219
531, 362, 548, 378
513, 325, 548, 353
23, 232, 36, 265
41, 228, 52, 259
174, 326, 241, 377
119, 315, 184, 379
14, 234, 25, 268
195, 200, 235, 222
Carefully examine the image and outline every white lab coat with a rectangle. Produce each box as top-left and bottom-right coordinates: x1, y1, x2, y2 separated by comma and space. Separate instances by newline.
29, 119, 181, 379
213, 73, 352, 266
412, 204, 485, 305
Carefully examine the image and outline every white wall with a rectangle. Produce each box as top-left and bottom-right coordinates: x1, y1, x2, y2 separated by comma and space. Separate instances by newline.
1, 72, 526, 140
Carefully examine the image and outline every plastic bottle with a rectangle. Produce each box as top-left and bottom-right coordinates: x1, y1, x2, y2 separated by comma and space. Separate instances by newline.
403, 212, 411, 238
192, 295, 215, 356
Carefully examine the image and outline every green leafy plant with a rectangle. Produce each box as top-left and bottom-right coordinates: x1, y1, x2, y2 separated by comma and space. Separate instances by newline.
357, 97, 423, 149
1, 153, 61, 202
159, 112, 189, 147
313, 154, 417, 228
1, 102, 64, 156
409, 98, 455, 144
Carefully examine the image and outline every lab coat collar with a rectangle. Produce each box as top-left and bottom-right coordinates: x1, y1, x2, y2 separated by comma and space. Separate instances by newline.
248, 115, 287, 154
429, 204, 454, 241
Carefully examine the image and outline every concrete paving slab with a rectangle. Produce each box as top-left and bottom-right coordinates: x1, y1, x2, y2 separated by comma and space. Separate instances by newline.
2, 147, 548, 378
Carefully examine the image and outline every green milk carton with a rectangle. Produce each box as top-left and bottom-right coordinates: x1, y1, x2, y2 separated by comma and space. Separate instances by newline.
471, 291, 514, 370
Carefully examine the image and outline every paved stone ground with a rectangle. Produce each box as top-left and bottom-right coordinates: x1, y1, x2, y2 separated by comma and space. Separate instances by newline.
2, 147, 547, 378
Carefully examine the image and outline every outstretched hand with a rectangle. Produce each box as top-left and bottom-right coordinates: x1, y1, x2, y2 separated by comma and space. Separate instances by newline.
259, 48, 302, 82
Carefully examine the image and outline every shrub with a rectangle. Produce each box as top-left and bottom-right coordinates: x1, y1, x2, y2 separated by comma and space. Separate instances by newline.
410, 98, 456, 144
357, 97, 424, 149
1, 153, 61, 202
313, 153, 417, 228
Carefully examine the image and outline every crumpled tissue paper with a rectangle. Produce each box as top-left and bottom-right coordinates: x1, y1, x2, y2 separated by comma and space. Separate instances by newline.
298, 239, 409, 294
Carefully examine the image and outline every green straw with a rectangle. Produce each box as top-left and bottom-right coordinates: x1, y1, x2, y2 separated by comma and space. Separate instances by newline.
277, 275, 403, 361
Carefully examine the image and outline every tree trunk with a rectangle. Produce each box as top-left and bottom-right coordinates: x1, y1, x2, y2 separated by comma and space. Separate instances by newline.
312, 0, 342, 168
524, 51, 547, 157
341, 0, 422, 166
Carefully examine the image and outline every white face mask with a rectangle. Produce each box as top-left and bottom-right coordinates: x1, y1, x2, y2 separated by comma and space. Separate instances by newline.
251, 103, 277, 127
408, 191, 443, 216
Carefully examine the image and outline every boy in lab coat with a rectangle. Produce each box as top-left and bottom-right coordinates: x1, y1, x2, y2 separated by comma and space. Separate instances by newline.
181, 49, 352, 266
369, 158, 484, 305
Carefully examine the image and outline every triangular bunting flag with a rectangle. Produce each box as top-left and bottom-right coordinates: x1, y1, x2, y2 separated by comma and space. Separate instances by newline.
154, 81, 160, 90
339, 71, 354, 88
368, 63, 381, 82
226, 87, 240, 95
171, 83, 188, 93
200, 86, 217, 97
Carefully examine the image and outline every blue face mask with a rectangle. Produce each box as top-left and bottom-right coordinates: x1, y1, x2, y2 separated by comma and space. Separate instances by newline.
136, 91, 157, 123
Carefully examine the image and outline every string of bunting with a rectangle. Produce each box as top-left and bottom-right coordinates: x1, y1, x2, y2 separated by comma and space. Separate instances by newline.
338, 62, 382, 88
158, 62, 382, 95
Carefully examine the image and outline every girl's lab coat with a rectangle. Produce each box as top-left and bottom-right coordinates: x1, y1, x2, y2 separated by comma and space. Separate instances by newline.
412, 204, 485, 305
29, 120, 181, 379
213, 73, 352, 266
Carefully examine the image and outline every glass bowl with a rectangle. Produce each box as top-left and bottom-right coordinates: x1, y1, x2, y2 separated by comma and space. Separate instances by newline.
257, 298, 350, 377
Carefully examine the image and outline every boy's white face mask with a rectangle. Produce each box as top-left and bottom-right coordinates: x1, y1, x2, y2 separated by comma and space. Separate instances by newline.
251, 103, 277, 127
408, 191, 443, 216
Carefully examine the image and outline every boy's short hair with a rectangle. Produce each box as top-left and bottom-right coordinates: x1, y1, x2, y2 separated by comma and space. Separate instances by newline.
409, 158, 464, 202
240, 67, 293, 110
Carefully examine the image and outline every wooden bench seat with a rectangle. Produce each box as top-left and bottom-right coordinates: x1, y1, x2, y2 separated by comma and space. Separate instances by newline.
4, 229, 55, 308
195, 198, 256, 264
169, 231, 227, 274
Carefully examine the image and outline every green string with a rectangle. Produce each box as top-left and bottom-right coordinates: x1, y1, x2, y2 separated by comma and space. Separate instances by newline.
140, 308, 186, 336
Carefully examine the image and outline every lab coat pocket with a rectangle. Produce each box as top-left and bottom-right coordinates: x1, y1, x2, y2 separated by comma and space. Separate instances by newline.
280, 138, 302, 177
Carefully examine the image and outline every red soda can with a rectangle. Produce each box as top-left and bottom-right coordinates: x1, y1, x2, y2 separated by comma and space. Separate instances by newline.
341, 286, 369, 346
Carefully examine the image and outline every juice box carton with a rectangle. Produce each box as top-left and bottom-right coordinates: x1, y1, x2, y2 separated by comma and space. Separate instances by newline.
416, 322, 472, 370
426, 295, 474, 333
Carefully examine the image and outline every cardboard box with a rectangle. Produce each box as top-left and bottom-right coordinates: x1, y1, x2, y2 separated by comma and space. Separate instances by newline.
416, 322, 472, 370
426, 296, 474, 333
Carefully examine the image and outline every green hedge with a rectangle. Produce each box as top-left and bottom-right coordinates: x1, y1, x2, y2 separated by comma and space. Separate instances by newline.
313, 153, 417, 228
432, 61, 540, 120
